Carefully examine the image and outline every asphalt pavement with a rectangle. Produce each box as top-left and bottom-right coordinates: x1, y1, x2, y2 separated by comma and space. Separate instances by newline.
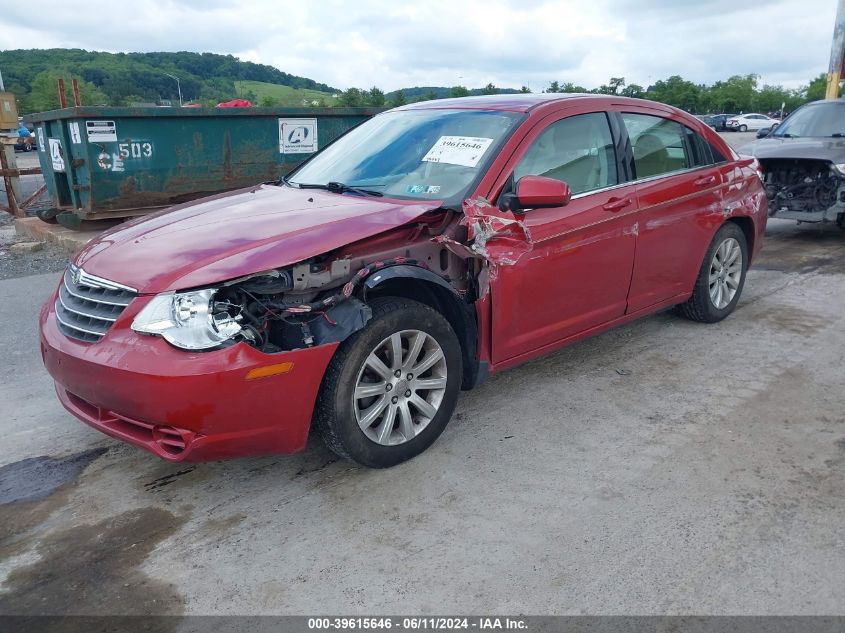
1, 218, 844, 617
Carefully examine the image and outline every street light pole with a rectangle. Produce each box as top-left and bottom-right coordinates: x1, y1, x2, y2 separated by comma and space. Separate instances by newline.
164, 73, 182, 106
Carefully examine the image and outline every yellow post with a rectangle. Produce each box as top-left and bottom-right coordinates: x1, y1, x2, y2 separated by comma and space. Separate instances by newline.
826, 0, 845, 99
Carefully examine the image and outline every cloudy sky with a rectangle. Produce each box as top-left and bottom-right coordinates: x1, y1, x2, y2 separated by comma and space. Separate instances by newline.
0, 0, 836, 92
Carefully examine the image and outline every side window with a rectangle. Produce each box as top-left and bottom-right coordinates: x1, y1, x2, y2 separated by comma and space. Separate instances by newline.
709, 142, 728, 163
513, 112, 618, 195
684, 126, 720, 167
622, 113, 691, 179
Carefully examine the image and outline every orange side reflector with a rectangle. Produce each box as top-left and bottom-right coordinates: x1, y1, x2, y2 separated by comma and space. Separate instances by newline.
245, 362, 294, 380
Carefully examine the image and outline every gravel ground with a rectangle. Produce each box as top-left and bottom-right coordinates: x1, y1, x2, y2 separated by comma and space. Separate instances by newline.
0, 212, 69, 281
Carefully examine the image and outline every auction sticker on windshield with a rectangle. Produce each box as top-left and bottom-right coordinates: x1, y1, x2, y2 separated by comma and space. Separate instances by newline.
422, 136, 494, 167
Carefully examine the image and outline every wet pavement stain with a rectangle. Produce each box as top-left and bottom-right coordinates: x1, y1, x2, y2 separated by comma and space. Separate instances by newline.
0, 507, 187, 631
0, 448, 108, 505
0, 448, 108, 561
755, 225, 845, 275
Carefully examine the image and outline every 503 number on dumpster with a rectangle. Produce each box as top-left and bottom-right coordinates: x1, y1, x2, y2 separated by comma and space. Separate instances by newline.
118, 142, 153, 159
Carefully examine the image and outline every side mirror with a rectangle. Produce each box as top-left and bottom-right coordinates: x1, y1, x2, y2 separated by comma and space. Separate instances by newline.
498, 175, 572, 213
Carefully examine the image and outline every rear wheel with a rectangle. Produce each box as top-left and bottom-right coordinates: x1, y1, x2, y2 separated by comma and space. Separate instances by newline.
676, 222, 748, 323
314, 297, 462, 468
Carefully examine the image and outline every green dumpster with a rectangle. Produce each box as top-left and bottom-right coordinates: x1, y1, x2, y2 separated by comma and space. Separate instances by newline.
25, 106, 382, 227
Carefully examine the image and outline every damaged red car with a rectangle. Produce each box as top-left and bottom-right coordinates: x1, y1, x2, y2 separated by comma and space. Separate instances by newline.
39, 94, 768, 467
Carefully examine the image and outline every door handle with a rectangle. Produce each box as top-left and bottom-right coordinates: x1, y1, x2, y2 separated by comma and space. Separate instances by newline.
602, 197, 633, 212
694, 175, 717, 187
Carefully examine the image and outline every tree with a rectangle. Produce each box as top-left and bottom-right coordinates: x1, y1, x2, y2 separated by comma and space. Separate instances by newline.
391, 90, 407, 107
755, 84, 802, 114
338, 87, 364, 107
519, 85, 531, 93
481, 82, 498, 95
28, 70, 109, 110
259, 95, 280, 107
421, 90, 439, 102
560, 82, 587, 93
621, 84, 645, 98
366, 86, 386, 107
806, 73, 827, 102
545, 81, 561, 93
646, 75, 703, 112
707, 74, 758, 113
450, 85, 470, 98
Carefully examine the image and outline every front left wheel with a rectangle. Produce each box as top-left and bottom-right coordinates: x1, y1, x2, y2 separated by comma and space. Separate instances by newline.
314, 297, 462, 468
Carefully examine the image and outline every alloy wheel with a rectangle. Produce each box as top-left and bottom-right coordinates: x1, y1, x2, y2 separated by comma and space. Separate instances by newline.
353, 329, 448, 446
708, 237, 743, 310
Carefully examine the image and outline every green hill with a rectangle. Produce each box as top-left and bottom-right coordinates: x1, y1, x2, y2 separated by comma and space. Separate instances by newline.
0, 49, 339, 113
234, 81, 337, 106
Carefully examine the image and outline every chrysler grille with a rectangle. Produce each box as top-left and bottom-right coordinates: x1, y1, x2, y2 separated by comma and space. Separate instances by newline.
55, 265, 138, 343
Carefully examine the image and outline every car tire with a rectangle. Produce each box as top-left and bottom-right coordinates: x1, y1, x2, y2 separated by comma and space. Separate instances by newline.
36, 207, 59, 224
676, 222, 748, 323
739, 124, 748, 132
314, 296, 462, 468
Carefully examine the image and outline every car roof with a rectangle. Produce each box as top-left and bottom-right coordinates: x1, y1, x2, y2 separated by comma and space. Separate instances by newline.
396, 93, 640, 113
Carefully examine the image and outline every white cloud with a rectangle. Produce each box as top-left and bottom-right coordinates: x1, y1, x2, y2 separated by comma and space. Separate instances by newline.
0, 0, 835, 91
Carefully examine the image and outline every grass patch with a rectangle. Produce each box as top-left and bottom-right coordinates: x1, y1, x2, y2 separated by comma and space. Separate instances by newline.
234, 81, 337, 106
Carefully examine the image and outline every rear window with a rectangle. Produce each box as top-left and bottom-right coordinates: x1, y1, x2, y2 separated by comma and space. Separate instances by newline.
622, 113, 690, 179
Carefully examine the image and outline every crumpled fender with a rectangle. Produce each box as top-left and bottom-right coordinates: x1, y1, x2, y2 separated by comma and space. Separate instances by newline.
434, 197, 533, 293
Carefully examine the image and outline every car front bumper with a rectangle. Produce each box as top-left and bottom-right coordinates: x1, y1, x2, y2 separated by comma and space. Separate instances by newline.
39, 289, 338, 461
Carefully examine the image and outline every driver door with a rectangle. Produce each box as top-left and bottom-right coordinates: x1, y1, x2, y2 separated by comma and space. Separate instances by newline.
490, 111, 639, 365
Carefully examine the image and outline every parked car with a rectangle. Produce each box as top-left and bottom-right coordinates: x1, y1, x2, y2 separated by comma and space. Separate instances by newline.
709, 114, 737, 131
726, 113, 780, 132
739, 99, 845, 227
39, 94, 768, 467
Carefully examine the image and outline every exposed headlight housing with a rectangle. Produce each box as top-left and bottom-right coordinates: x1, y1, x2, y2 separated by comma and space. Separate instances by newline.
132, 288, 242, 350
831, 163, 845, 177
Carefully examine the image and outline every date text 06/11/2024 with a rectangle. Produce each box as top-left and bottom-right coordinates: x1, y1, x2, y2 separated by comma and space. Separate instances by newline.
307, 618, 528, 630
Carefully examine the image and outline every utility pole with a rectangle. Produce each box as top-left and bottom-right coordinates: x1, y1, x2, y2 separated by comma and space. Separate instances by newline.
826, 0, 845, 99
165, 73, 182, 106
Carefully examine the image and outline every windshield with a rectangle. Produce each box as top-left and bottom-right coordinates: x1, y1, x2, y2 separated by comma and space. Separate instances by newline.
773, 102, 845, 138
287, 109, 523, 202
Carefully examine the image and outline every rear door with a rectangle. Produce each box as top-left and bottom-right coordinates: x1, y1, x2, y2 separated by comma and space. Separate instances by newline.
620, 111, 726, 312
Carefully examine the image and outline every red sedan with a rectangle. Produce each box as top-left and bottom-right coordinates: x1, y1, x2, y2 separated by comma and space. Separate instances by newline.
39, 94, 767, 467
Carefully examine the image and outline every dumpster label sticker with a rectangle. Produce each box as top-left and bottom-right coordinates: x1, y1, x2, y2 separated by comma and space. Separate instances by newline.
69, 122, 82, 144
49, 139, 65, 172
37, 128, 45, 153
422, 136, 494, 168
86, 120, 118, 142
279, 118, 318, 153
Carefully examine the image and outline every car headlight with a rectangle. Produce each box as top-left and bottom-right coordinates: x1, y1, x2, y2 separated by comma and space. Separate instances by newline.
832, 164, 845, 177
132, 288, 242, 350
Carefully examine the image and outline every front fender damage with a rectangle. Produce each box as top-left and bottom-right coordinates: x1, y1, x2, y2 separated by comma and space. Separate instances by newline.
435, 197, 533, 292
220, 199, 533, 353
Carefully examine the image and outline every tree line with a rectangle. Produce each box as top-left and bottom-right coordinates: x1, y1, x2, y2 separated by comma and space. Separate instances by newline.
0, 49, 338, 113
339, 74, 826, 114
0, 47, 828, 115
